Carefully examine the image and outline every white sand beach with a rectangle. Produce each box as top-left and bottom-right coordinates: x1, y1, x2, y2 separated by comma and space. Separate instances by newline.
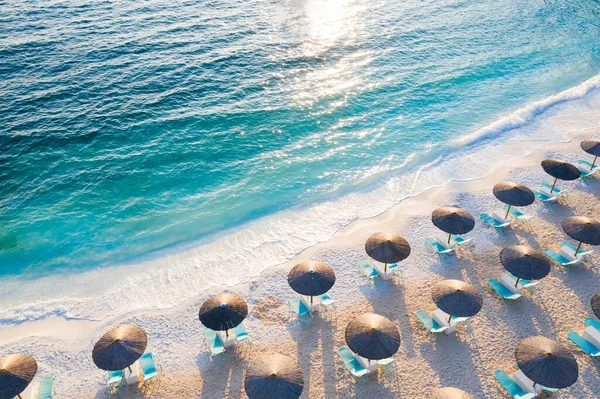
1, 129, 599, 399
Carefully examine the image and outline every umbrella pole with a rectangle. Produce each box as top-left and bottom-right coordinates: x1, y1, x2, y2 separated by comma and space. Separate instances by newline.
225, 329, 229, 338
592, 156, 597, 170
18, 395, 22, 399
311, 296, 313, 305
448, 314, 452, 324
384, 263, 387, 273
550, 178, 557, 193
128, 365, 132, 373
514, 277, 520, 288
447, 233, 452, 244
505, 205, 511, 219
575, 241, 582, 256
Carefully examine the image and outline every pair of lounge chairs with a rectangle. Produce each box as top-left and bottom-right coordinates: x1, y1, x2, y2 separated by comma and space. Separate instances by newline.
288, 294, 335, 323
568, 318, 600, 357
203, 324, 249, 358
495, 369, 558, 398
19, 376, 55, 399
545, 241, 594, 268
108, 353, 160, 394
480, 213, 511, 229
358, 263, 399, 278
336, 347, 394, 382
577, 159, 599, 178
425, 235, 471, 255
487, 274, 538, 301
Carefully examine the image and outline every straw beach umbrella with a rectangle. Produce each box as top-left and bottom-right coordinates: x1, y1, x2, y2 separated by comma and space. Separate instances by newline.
541, 159, 580, 193
288, 261, 335, 305
499, 245, 551, 287
561, 216, 600, 256
429, 387, 474, 399
591, 293, 600, 320
244, 353, 304, 399
92, 325, 147, 372
365, 233, 410, 272
431, 207, 475, 244
0, 354, 37, 399
345, 313, 400, 361
199, 293, 248, 337
493, 182, 535, 219
515, 336, 578, 389
432, 280, 483, 323
581, 139, 600, 170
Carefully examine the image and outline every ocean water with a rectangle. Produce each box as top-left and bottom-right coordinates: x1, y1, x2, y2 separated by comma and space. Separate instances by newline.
1, 0, 600, 322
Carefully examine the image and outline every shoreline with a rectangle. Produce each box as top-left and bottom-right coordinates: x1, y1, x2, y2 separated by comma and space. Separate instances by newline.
2, 76, 600, 326
1, 127, 599, 397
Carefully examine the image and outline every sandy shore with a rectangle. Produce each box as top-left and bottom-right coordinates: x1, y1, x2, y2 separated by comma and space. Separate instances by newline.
1, 128, 599, 398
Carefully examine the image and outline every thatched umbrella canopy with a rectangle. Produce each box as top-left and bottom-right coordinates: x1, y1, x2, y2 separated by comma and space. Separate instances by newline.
287, 261, 335, 304
199, 293, 248, 335
561, 216, 600, 255
581, 139, 600, 170
499, 245, 551, 287
92, 325, 147, 371
432, 207, 475, 243
515, 336, 578, 389
590, 293, 600, 320
541, 159, 580, 193
432, 280, 483, 323
345, 313, 400, 361
0, 354, 37, 399
493, 182, 535, 218
245, 354, 304, 399
429, 387, 474, 399
365, 233, 410, 272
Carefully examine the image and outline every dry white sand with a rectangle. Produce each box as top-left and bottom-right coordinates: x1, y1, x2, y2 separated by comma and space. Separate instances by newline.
1, 130, 599, 398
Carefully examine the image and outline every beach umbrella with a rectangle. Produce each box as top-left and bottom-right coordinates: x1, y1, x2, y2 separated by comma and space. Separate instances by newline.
244, 353, 304, 399
0, 354, 37, 399
591, 293, 600, 320
345, 313, 400, 361
429, 387, 474, 399
561, 216, 600, 256
499, 245, 551, 287
515, 336, 578, 389
432, 280, 483, 323
365, 232, 411, 272
431, 207, 475, 243
199, 293, 248, 336
287, 261, 335, 305
581, 139, 600, 170
493, 182, 535, 219
92, 325, 147, 372
541, 159, 580, 193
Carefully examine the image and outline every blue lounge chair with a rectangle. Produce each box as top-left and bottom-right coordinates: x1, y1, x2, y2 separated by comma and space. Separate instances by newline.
487, 279, 522, 300
544, 249, 579, 267
415, 310, 447, 334
233, 323, 249, 343
288, 297, 313, 323
494, 370, 536, 399
585, 317, 600, 331
452, 235, 471, 245
426, 238, 454, 254
38, 376, 55, 399
561, 241, 595, 257
359, 263, 379, 278
386, 263, 399, 273
578, 160, 599, 177
504, 205, 533, 220
480, 213, 511, 228
203, 329, 225, 357
140, 352, 159, 382
568, 331, 600, 356
337, 347, 369, 381
319, 294, 335, 310
533, 189, 557, 202
108, 369, 123, 394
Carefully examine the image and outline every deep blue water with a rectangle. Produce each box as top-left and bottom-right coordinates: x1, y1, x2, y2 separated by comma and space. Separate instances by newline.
1, 0, 600, 276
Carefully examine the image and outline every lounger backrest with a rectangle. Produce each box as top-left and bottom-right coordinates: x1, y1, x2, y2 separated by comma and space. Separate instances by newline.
140, 353, 157, 375
568, 332, 599, 355
38, 376, 55, 399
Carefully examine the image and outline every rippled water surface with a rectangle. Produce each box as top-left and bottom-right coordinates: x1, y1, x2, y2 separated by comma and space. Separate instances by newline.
2, 0, 600, 276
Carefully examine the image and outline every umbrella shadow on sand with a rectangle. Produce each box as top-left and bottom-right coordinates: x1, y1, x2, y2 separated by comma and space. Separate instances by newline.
195, 350, 247, 399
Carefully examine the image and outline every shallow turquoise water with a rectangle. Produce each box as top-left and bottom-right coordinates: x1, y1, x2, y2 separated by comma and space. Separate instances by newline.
1, 0, 600, 276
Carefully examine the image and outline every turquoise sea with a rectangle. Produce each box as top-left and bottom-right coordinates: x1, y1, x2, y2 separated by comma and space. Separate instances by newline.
2, 0, 600, 320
